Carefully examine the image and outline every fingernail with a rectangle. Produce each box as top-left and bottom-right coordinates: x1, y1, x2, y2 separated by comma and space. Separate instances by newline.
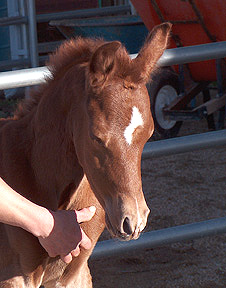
89, 206, 96, 213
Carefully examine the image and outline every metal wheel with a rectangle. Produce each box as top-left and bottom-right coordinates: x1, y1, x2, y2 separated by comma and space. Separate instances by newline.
147, 68, 182, 139
154, 85, 178, 130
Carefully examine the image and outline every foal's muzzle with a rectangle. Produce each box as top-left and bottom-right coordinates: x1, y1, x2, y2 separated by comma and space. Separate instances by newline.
105, 204, 150, 241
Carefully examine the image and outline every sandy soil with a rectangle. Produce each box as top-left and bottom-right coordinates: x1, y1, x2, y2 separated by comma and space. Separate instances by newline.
89, 117, 226, 288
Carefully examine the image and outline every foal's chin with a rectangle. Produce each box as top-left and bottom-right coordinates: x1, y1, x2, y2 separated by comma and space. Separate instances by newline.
105, 214, 141, 241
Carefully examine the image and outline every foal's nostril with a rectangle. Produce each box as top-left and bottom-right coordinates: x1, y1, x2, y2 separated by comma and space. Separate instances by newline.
122, 217, 133, 235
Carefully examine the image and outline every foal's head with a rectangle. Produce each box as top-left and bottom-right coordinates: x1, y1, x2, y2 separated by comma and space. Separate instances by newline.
75, 23, 171, 240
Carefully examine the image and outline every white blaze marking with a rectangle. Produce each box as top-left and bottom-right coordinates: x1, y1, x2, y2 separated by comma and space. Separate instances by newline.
124, 106, 143, 145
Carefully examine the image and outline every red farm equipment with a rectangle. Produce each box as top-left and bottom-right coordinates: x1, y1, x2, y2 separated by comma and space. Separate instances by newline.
131, 0, 226, 138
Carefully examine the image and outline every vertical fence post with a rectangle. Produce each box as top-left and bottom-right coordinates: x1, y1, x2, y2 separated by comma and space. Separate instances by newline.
26, 0, 38, 68
216, 59, 225, 129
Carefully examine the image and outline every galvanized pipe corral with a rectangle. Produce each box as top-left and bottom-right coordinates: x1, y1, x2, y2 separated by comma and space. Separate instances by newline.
27, 0, 39, 68
1, 41, 226, 90
131, 41, 226, 66
0, 5, 131, 27
91, 217, 226, 259
142, 129, 226, 159
0, 67, 51, 90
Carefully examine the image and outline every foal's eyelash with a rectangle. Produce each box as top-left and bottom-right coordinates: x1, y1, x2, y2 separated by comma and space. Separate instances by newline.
91, 134, 105, 146
94, 136, 104, 145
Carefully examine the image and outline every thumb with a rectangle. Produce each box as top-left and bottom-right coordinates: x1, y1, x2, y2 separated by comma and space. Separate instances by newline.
76, 206, 96, 224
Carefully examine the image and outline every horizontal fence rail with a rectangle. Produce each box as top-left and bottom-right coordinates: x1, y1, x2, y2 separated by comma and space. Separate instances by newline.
131, 41, 226, 65
1, 41, 226, 90
155, 41, 226, 66
91, 217, 226, 259
142, 129, 226, 159
0, 67, 52, 90
0, 5, 131, 26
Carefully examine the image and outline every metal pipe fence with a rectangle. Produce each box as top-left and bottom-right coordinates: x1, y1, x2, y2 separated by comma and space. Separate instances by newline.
1, 41, 226, 90
131, 40, 226, 65
27, 1, 39, 68
0, 41, 226, 257
142, 129, 226, 159
0, 67, 51, 90
0, 5, 131, 27
92, 217, 226, 259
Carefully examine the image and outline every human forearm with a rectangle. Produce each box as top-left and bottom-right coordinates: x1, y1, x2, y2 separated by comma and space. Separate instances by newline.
0, 177, 96, 263
0, 177, 53, 237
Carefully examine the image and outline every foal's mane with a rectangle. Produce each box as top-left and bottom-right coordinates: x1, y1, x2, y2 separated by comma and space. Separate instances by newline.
14, 37, 107, 119
49, 37, 105, 77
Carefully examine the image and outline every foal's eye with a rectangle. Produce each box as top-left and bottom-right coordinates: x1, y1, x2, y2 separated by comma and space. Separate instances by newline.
91, 134, 105, 147
94, 136, 104, 145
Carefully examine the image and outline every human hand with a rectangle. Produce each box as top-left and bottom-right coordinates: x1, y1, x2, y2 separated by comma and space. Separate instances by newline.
38, 206, 96, 263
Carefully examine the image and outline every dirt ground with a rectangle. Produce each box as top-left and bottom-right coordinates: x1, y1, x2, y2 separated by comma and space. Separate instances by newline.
89, 117, 226, 288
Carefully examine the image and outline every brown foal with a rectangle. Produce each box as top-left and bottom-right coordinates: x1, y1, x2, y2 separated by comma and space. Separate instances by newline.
0, 23, 171, 287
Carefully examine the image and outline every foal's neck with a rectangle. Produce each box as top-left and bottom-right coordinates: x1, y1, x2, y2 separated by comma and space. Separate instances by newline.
29, 68, 86, 207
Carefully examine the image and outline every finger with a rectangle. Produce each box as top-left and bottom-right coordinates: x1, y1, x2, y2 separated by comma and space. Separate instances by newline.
76, 206, 96, 224
80, 229, 92, 250
71, 246, 80, 257
61, 253, 73, 264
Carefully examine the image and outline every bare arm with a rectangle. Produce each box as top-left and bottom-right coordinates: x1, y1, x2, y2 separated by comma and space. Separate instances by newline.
0, 177, 53, 236
0, 177, 96, 263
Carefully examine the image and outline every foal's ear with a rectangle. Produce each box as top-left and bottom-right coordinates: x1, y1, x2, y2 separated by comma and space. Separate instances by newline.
88, 41, 121, 90
133, 22, 172, 83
